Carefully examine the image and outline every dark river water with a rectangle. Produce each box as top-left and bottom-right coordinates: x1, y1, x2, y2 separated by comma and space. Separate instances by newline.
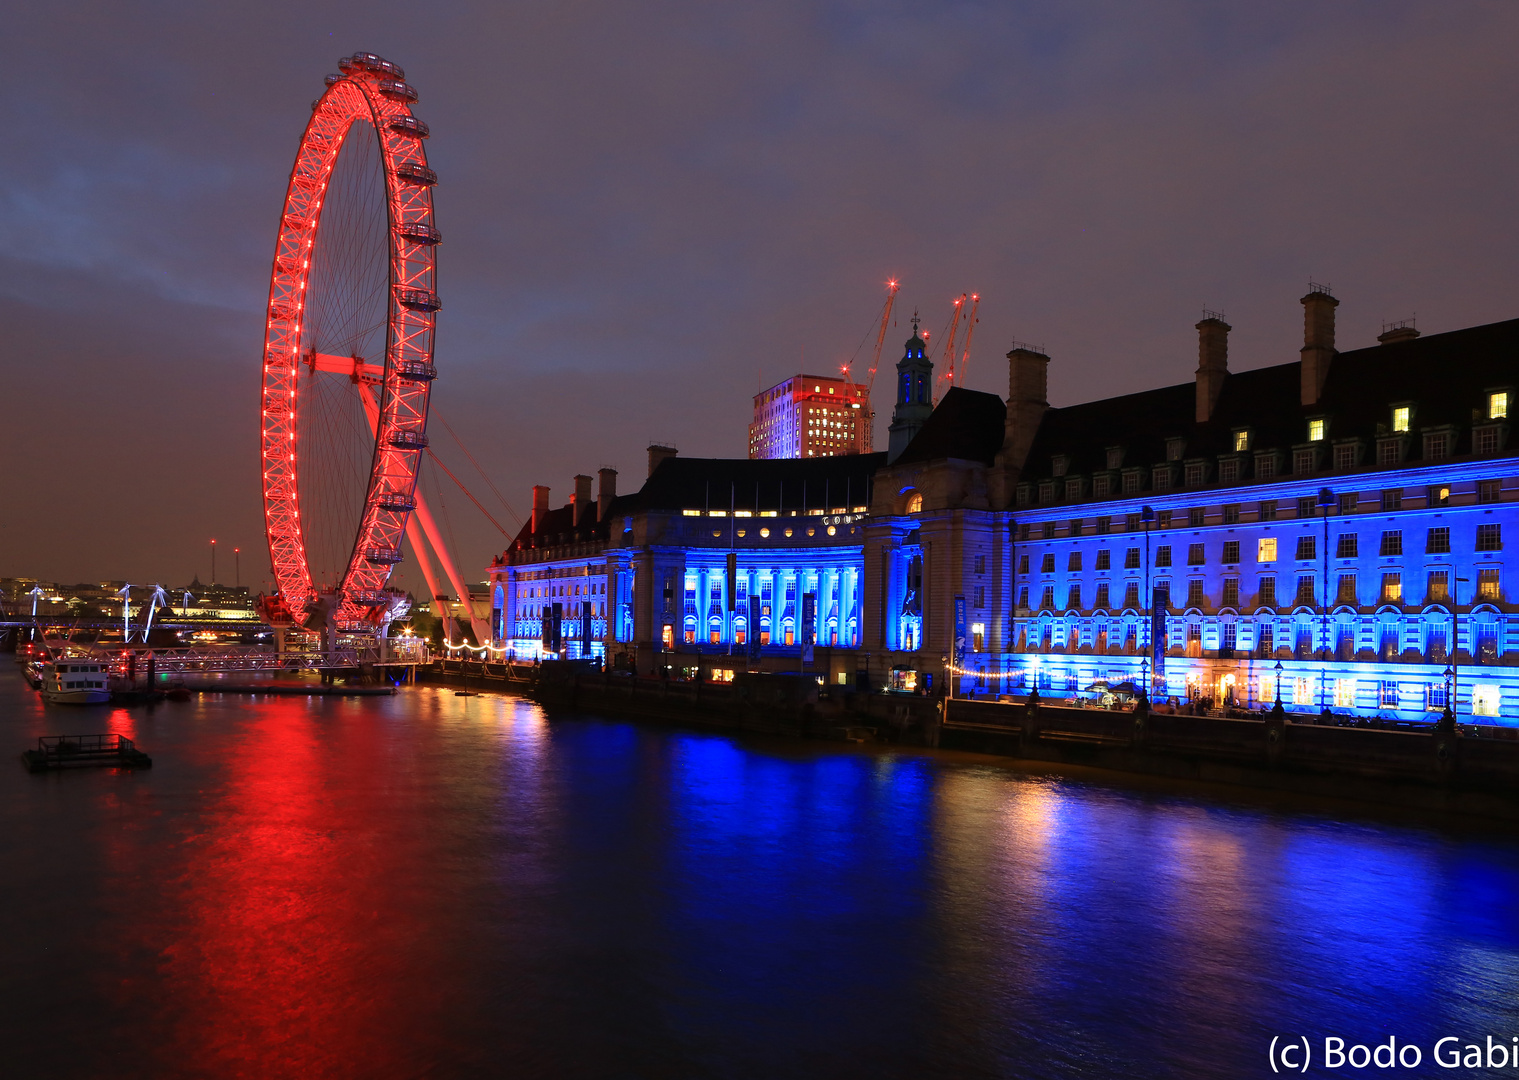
3, 665, 1519, 1079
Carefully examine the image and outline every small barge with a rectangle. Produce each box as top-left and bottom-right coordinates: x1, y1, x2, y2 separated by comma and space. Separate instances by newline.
21, 734, 153, 772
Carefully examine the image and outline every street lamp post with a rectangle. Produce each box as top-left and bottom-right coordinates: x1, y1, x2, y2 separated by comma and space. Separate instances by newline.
1141, 504, 1155, 700
1316, 487, 1335, 720
1453, 575, 1470, 721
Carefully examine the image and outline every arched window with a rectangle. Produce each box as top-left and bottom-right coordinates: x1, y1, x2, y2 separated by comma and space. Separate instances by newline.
906, 492, 923, 514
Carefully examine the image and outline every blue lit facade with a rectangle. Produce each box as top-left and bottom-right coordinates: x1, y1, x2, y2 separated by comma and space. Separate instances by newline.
1006, 458, 1515, 720
1002, 299, 1517, 723
489, 452, 880, 681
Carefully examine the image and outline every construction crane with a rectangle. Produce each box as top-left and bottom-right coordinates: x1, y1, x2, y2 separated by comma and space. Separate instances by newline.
935, 294, 967, 404
955, 293, 981, 388
860, 278, 899, 453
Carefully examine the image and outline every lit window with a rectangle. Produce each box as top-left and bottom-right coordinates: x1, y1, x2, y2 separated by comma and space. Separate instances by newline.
1334, 679, 1355, 708
1491, 392, 1509, 419
1381, 572, 1402, 603
1473, 684, 1501, 717
1392, 406, 1410, 432
1233, 430, 1250, 452
1308, 419, 1326, 441
1258, 537, 1277, 562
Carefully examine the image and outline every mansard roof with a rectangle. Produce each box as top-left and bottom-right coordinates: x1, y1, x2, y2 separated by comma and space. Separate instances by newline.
505, 452, 887, 555
635, 453, 886, 512
892, 387, 1007, 467
1022, 317, 1519, 482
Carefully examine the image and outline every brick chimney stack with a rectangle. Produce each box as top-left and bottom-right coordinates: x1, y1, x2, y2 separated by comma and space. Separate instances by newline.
647, 444, 677, 478
597, 468, 618, 521
531, 485, 550, 533
1195, 313, 1230, 423
1300, 284, 1339, 407
571, 474, 593, 527
995, 343, 1050, 476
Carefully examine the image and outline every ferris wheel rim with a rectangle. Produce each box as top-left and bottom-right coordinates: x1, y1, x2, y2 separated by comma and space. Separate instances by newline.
259, 54, 440, 633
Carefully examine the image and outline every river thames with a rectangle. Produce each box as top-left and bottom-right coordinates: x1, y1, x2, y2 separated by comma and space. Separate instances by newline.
3, 666, 1518, 1079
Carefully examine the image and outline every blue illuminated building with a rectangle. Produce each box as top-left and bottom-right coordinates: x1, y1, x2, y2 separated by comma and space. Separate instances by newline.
489, 289, 1516, 722
999, 293, 1516, 721
489, 446, 881, 684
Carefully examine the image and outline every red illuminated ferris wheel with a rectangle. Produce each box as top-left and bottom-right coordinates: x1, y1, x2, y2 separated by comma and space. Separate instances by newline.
260, 53, 440, 633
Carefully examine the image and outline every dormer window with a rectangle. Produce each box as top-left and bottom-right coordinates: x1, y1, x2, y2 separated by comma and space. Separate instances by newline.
1308, 418, 1326, 442
1232, 429, 1251, 452
1052, 454, 1070, 477
1392, 405, 1411, 432
1165, 438, 1185, 462
1423, 429, 1451, 461
1105, 446, 1123, 470
1491, 391, 1510, 420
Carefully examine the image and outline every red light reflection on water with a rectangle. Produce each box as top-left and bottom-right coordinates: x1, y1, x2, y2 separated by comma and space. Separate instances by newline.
130, 698, 446, 1078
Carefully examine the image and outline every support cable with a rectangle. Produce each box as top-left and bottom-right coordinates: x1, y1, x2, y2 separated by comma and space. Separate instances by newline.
433, 410, 524, 527
425, 449, 514, 539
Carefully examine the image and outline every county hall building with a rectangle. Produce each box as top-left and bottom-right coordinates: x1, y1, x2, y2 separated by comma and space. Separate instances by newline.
488, 287, 1517, 722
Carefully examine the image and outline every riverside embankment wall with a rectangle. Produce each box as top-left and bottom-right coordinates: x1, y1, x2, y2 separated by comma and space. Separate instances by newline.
941, 697, 1519, 820
426, 660, 1519, 820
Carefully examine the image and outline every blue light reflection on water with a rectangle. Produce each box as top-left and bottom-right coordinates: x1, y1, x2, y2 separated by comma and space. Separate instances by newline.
2, 673, 1518, 1079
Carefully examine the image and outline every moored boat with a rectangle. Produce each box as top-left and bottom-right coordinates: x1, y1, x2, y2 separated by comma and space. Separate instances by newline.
39, 659, 112, 705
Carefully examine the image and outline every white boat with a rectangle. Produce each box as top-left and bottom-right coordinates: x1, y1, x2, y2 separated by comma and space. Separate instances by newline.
39, 659, 112, 704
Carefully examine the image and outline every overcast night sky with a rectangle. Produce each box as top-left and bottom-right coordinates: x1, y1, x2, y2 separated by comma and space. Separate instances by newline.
3, 2, 1517, 594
